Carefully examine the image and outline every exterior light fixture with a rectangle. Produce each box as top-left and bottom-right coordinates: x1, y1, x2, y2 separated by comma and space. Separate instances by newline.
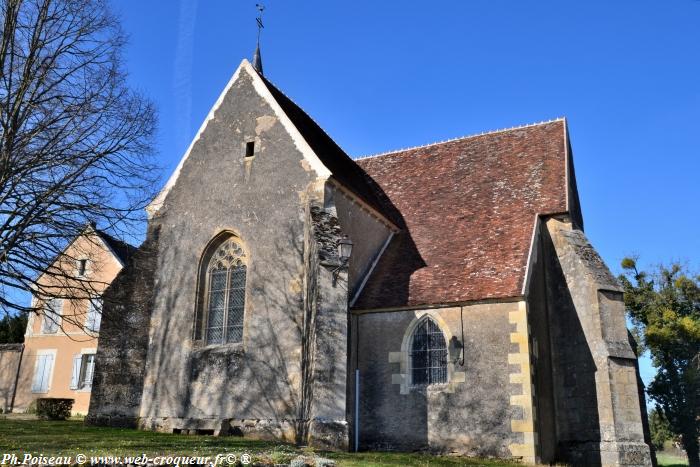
332, 235, 353, 286
338, 235, 353, 263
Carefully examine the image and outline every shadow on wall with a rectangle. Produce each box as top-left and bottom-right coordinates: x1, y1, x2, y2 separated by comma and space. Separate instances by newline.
350, 164, 426, 309
355, 309, 513, 457
87, 225, 160, 427
140, 218, 333, 446
141, 234, 187, 425
542, 225, 602, 466
211, 220, 311, 444
0, 346, 23, 413
347, 168, 432, 450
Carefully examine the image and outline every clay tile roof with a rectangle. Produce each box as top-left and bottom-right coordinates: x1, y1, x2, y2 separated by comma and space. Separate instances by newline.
353, 119, 571, 310
259, 75, 401, 226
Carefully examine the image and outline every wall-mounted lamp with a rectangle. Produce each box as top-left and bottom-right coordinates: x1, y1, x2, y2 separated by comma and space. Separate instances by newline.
332, 235, 353, 286
338, 235, 353, 263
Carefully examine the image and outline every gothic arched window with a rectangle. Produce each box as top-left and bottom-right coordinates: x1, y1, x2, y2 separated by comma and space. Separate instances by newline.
200, 236, 247, 345
410, 318, 448, 385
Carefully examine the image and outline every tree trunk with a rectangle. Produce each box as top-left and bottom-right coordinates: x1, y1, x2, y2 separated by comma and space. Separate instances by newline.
684, 433, 700, 467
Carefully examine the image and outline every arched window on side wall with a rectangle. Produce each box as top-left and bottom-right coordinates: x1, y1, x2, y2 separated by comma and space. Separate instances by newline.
196, 235, 247, 345
410, 317, 448, 385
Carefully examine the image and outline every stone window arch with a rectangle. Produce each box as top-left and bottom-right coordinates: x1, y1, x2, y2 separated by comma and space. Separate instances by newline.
194, 234, 247, 345
409, 317, 448, 386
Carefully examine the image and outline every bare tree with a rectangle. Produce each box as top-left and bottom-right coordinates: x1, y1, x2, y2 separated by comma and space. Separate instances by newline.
0, 0, 158, 321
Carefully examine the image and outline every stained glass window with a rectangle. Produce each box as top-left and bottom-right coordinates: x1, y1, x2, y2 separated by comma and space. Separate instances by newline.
410, 318, 448, 385
205, 238, 247, 345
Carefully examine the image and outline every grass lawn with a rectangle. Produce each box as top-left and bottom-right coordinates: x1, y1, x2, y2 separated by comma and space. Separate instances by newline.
0, 418, 518, 466
656, 451, 689, 467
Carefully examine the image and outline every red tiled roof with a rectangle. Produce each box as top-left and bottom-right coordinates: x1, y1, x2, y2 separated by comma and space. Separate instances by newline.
353, 120, 571, 310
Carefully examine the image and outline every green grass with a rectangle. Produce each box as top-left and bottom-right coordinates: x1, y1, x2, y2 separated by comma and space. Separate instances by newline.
656, 451, 689, 467
325, 452, 515, 467
0, 418, 518, 466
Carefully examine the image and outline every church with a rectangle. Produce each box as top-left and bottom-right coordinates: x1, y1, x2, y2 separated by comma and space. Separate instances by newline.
86, 52, 653, 466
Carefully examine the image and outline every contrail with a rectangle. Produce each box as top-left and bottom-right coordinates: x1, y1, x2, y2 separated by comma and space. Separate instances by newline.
173, 0, 198, 155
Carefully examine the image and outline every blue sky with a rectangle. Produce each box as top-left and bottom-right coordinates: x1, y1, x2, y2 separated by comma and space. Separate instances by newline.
113, 0, 699, 390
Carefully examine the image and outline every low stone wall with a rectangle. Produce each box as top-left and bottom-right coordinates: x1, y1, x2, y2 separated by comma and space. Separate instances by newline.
86, 226, 160, 427
0, 343, 23, 413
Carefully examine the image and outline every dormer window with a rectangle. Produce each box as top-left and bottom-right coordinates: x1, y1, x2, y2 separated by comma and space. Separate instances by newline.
76, 259, 88, 277
245, 141, 255, 159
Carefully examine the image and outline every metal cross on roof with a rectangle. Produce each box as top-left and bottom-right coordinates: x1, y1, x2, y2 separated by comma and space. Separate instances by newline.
256, 3, 265, 40
252, 3, 265, 74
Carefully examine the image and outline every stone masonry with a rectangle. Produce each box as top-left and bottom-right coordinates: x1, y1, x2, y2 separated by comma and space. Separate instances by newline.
541, 218, 652, 466
87, 58, 653, 465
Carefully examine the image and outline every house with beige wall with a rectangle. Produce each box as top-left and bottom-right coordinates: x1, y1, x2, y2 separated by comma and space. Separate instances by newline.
10, 225, 134, 415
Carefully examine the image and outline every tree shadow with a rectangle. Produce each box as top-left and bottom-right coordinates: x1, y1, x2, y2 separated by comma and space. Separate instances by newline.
87, 172, 428, 453
353, 309, 513, 458
119, 214, 346, 447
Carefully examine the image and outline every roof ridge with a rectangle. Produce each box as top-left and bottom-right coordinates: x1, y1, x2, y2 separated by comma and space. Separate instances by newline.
95, 228, 138, 264
354, 117, 566, 161
259, 73, 403, 227
95, 228, 136, 249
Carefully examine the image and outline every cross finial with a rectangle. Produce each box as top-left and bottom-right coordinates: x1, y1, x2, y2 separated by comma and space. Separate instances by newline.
252, 3, 265, 74
256, 3, 265, 40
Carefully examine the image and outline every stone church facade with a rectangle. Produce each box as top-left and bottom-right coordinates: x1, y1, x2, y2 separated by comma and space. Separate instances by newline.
87, 58, 653, 466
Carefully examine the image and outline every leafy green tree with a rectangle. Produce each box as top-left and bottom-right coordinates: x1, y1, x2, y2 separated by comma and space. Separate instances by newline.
649, 407, 675, 451
0, 312, 26, 343
619, 259, 700, 467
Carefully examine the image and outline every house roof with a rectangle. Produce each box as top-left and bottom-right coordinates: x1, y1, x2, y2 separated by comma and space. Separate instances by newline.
33, 225, 137, 285
258, 74, 400, 226
353, 119, 572, 310
95, 229, 138, 265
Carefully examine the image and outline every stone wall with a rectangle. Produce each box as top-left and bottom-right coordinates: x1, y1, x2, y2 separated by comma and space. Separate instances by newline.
325, 184, 392, 296
135, 68, 317, 434
351, 302, 522, 458
0, 343, 23, 412
94, 67, 349, 449
538, 217, 652, 466
524, 221, 558, 463
303, 203, 349, 449
86, 225, 160, 427
86, 65, 357, 449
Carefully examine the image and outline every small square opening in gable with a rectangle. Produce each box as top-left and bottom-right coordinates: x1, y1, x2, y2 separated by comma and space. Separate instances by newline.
245, 141, 255, 158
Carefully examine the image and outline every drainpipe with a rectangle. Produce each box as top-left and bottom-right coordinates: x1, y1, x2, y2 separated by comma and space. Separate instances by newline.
354, 368, 360, 452
353, 312, 361, 452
